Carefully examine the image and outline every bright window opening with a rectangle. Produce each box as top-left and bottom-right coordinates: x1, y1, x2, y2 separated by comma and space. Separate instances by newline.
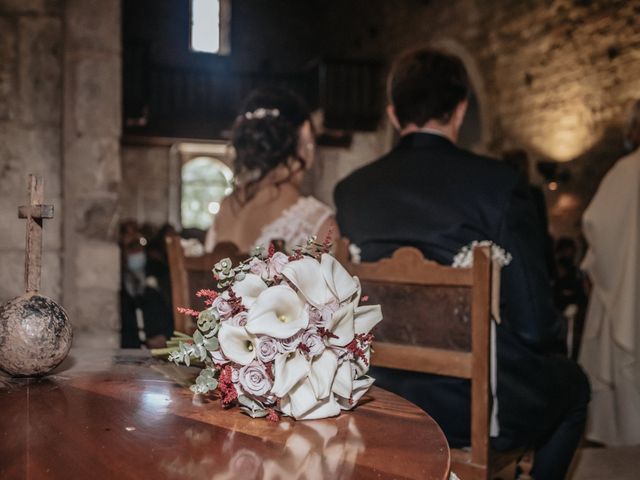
191, 0, 221, 54
181, 156, 233, 230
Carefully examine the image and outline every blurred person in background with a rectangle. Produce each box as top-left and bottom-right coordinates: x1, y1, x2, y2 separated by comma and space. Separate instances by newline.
579, 100, 640, 446
120, 221, 174, 349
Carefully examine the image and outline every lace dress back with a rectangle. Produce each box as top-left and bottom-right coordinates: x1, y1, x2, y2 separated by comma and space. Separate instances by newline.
253, 196, 333, 251
205, 196, 333, 253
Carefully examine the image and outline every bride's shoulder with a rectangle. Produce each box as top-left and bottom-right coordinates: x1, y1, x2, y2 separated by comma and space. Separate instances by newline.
296, 196, 334, 215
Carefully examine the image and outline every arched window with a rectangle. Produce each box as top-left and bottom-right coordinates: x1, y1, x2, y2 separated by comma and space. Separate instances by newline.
181, 156, 233, 230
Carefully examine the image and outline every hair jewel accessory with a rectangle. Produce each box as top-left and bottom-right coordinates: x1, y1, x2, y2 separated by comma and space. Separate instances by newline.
244, 108, 280, 120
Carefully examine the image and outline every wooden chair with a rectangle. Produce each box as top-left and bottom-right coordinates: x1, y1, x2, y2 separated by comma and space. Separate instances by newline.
165, 234, 249, 334
336, 240, 522, 479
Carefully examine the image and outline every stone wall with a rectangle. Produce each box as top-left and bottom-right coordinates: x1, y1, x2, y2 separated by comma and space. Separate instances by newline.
0, 1, 64, 302
407, 0, 640, 237
0, 0, 121, 345
120, 0, 640, 239
305, 0, 640, 237
120, 145, 172, 226
62, 0, 121, 343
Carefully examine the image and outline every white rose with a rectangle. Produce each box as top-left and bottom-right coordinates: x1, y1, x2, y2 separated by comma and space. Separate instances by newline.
239, 362, 272, 397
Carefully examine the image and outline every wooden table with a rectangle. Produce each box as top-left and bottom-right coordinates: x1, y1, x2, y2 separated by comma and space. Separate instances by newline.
0, 348, 450, 480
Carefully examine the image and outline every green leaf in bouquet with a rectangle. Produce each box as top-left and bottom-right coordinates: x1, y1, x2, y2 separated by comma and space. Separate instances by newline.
197, 308, 220, 334
203, 336, 219, 351
190, 368, 219, 394
193, 330, 204, 345
238, 395, 268, 418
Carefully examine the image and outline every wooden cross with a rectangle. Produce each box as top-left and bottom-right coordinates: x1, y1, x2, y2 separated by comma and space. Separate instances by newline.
18, 175, 54, 294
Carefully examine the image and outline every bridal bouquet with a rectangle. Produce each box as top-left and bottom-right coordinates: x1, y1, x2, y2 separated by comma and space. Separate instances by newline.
168, 239, 382, 421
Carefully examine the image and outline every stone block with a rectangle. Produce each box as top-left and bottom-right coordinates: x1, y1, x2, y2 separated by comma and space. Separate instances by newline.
75, 194, 119, 241
0, 252, 24, 302
0, 124, 62, 197
72, 55, 121, 137
74, 240, 120, 291
65, 137, 121, 195
65, 0, 120, 53
0, 17, 17, 122
18, 16, 62, 126
0, 250, 62, 302
74, 286, 119, 333
0, 195, 62, 250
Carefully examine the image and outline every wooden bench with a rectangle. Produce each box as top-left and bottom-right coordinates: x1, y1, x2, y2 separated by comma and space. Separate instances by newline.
165, 234, 248, 333
337, 241, 523, 479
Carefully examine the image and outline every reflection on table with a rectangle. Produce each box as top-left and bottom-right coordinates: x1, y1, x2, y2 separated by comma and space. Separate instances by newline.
0, 348, 450, 480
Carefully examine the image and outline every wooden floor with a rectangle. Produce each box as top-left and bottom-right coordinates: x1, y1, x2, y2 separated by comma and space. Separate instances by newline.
569, 446, 640, 480
491, 445, 640, 480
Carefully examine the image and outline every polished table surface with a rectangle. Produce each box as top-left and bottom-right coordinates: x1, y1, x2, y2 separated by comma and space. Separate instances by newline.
0, 348, 450, 480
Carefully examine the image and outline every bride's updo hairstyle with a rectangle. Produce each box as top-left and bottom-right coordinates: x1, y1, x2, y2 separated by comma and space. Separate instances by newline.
232, 86, 311, 202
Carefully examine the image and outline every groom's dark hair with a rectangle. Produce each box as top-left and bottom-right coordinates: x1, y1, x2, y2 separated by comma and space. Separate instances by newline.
388, 48, 470, 128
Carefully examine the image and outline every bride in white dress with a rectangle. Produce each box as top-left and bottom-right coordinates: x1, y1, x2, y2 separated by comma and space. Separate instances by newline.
205, 87, 339, 253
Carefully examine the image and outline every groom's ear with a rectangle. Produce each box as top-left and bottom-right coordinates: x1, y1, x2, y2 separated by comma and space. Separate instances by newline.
386, 104, 402, 131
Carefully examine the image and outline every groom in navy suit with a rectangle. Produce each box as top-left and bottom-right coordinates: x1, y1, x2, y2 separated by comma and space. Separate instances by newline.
334, 49, 589, 480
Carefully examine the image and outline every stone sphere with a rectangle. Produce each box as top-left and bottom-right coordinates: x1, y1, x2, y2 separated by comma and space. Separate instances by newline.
0, 294, 73, 377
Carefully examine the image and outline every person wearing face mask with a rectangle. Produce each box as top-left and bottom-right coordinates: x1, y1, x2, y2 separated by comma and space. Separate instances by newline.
119, 221, 174, 349
579, 99, 640, 446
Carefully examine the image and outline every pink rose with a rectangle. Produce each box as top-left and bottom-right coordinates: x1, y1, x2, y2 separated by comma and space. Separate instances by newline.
239, 362, 272, 397
269, 252, 289, 276
213, 296, 233, 321
277, 332, 302, 353
211, 348, 229, 365
301, 330, 325, 357
230, 311, 248, 327
257, 336, 278, 362
308, 306, 325, 327
321, 299, 340, 326
248, 257, 269, 278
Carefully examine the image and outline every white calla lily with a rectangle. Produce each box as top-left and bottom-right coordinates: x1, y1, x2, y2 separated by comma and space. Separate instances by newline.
298, 393, 341, 420
325, 303, 355, 347
282, 378, 341, 419
270, 350, 309, 397
332, 360, 353, 399
337, 375, 374, 410
246, 285, 309, 339
281, 257, 334, 308
354, 305, 383, 335
232, 273, 268, 307
320, 254, 359, 303
309, 349, 338, 399
218, 324, 257, 365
